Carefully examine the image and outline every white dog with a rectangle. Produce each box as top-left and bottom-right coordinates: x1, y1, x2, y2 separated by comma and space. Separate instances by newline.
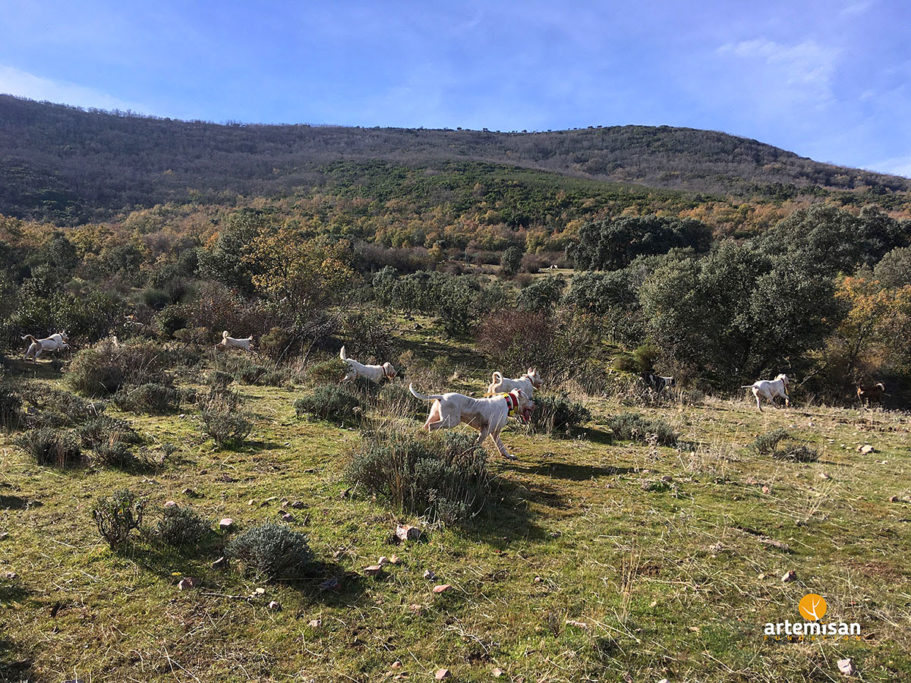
340, 345, 396, 382
486, 368, 543, 398
22, 332, 69, 361
218, 331, 254, 352
409, 384, 534, 460
743, 374, 790, 412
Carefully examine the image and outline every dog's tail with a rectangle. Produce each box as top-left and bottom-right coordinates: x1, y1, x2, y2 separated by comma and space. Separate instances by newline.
21, 334, 37, 343
876, 382, 886, 391
740, 385, 755, 389
222, 331, 229, 339
491, 371, 502, 384
339, 345, 347, 361
409, 384, 443, 402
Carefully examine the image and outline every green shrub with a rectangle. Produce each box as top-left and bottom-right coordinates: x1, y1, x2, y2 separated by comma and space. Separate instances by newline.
93, 440, 139, 470
67, 341, 166, 397
294, 385, 363, 426
114, 383, 181, 414
78, 416, 142, 449
18, 384, 105, 425
258, 326, 294, 360
608, 413, 678, 446
200, 396, 253, 448
154, 506, 211, 549
15, 428, 82, 467
154, 304, 189, 339
304, 357, 347, 385
0, 384, 22, 430
208, 370, 234, 389
226, 523, 313, 581
346, 430, 493, 526
376, 382, 424, 419
525, 395, 592, 438
752, 429, 819, 462
92, 489, 144, 549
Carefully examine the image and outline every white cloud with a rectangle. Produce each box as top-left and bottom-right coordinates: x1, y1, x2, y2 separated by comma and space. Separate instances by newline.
865, 155, 911, 179
717, 38, 840, 109
0, 64, 151, 114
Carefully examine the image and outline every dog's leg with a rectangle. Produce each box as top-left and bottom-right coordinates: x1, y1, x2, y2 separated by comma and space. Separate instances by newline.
491, 432, 516, 460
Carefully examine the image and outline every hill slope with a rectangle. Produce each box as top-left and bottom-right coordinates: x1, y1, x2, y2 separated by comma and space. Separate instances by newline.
1, 94, 909, 224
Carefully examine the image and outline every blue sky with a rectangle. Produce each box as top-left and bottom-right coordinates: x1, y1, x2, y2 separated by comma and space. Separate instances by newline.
1, 0, 909, 177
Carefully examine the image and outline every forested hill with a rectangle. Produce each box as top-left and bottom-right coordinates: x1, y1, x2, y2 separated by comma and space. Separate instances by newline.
1, 93, 909, 224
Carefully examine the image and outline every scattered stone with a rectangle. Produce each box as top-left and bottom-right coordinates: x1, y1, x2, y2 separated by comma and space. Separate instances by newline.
782, 570, 797, 583
178, 577, 197, 590
219, 518, 234, 531
435, 669, 451, 680
758, 573, 766, 580
211, 556, 226, 569
254, 587, 266, 595
492, 668, 504, 678
859, 444, 874, 454
164, 500, 177, 508
889, 496, 899, 503
395, 524, 422, 542
423, 570, 436, 580
4, 572, 17, 580
290, 500, 305, 509
432, 584, 452, 594
377, 556, 389, 566
534, 576, 543, 583
263, 496, 278, 503
182, 488, 198, 497
280, 500, 289, 508
319, 577, 340, 591
391, 661, 403, 670
709, 542, 724, 554
761, 485, 771, 494
760, 538, 791, 552
837, 658, 855, 676
280, 512, 294, 522
364, 565, 384, 577
409, 604, 423, 613
661, 475, 673, 482
267, 601, 281, 611
819, 473, 831, 480
307, 618, 322, 628
340, 488, 351, 499
565, 620, 590, 629
388, 554, 400, 564
0, 532, 9, 541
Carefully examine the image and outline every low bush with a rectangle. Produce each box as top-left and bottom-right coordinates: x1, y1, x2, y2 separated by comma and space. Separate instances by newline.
752, 429, 819, 462
525, 395, 591, 438
376, 382, 425, 420
93, 441, 139, 470
208, 370, 234, 389
0, 384, 22, 430
608, 413, 678, 446
199, 396, 253, 448
114, 383, 182, 414
67, 341, 166, 397
92, 489, 144, 549
18, 384, 105, 425
153, 506, 211, 549
294, 385, 363, 426
15, 428, 82, 467
304, 357, 347, 385
226, 523, 313, 581
346, 430, 493, 526
77, 416, 141, 448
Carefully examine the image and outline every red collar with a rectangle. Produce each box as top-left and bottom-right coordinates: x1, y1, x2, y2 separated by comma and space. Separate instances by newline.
504, 392, 518, 411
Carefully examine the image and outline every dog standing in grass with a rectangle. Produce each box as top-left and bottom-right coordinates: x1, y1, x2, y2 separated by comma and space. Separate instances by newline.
409, 383, 534, 460
340, 345, 397, 382
743, 374, 790, 412
218, 331, 254, 352
485, 368, 543, 398
22, 332, 69, 361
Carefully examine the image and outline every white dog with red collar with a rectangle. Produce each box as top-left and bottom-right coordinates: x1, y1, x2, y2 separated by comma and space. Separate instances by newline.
409, 384, 534, 460
340, 345, 397, 383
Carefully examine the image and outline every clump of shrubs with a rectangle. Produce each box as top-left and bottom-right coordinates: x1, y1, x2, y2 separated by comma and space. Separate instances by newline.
15, 428, 82, 467
226, 523, 313, 581
608, 412, 678, 446
77, 416, 142, 449
199, 395, 253, 448
304, 357, 347, 385
294, 385, 363, 426
114, 383, 182, 414
18, 384, 105, 425
752, 429, 820, 462
153, 506, 211, 549
92, 489, 144, 549
346, 431, 493, 526
0, 384, 22, 430
525, 395, 591, 438
67, 341, 166, 397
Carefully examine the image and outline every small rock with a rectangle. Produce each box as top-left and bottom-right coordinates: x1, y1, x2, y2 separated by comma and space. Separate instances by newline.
435, 669, 451, 680
267, 601, 281, 611
409, 603, 423, 613
219, 518, 234, 531
263, 496, 278, 503
364, 565, 384, 577
837, 658, 855, 676
661, 475, 673, 482
391, 660, 403, 669
423, 570, 436, 580
432, 584, 452, 594
492, 668, 504, 678
340, 488, 351, 499
819, 473, 831, 480
182, 488, 198, 497
308, 618, 322, 628
758, 573, 766, 580
761, 485, 771, 494
4, 571, 17, 580
395, 524, 422, 542
290, 501, 305, 509
280, 500, 289, 508
534, 576, 543, 583
377, 556, 389, 566
388, 554, 400, 564
164, 500, 178, 508
0, 532, 9, 541
859, 444, 874, 454
280, 512, 294, 522
254, 587, 266, 595
177, 577, 197, 590
709, 542, 724, 553
889, 495, 898, 503
782, 570, 797, 583
247, 499, 256, 506
211, 556, 226, 569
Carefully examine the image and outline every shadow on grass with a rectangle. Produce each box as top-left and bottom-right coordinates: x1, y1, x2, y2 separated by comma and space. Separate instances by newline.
0, 494, 36, 510
0, 636, 32, 683
508, 460, 638, 481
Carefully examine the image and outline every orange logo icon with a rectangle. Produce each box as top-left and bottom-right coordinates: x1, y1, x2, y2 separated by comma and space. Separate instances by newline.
798, 594, 827, 621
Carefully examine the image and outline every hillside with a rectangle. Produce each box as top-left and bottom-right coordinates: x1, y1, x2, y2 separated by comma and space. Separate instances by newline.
2, 94, 909, 224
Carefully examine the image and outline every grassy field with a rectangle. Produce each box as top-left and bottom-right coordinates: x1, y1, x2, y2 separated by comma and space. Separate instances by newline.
1, 336, 910, 682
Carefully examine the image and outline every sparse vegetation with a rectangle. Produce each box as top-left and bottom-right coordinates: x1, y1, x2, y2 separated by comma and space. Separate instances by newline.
91, 489, 144, 549
525, 394, 592, 437
608, 412, 678, 446
294, 385, 363, 426
153, 506, 211, 549
226, 523, 313, 581
15, 428, 82, 467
